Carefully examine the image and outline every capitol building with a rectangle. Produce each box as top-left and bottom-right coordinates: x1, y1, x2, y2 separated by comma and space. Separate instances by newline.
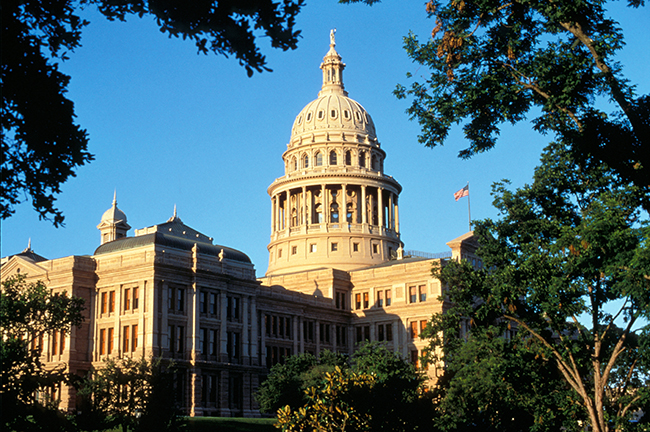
1, 35, 479, 417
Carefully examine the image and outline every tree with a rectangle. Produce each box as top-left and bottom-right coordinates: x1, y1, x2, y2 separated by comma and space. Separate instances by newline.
2, 0, 304, 225
265, 342, 433, 432
0, 274, 85, 431
390, 0, 649, 201
425, 142, 650, 432
256, 350, 347, 414
75, 356, 180, 432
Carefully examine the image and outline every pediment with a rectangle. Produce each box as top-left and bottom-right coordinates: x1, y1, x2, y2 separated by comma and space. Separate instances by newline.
0, 256, 48, 280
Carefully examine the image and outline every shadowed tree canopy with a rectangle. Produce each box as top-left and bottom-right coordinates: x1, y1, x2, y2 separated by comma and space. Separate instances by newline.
1, 0, 304, 225
424, 141, 649, 432
377, 0, 649, 200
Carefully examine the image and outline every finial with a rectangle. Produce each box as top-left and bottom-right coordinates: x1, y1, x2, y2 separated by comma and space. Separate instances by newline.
112, 189, 117, 206
173, 204, 177, 218
330, 29, 336, 47
22, 238, 32, 253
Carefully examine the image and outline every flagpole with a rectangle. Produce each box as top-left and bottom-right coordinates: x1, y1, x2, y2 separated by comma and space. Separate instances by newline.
467, 182, 471, 232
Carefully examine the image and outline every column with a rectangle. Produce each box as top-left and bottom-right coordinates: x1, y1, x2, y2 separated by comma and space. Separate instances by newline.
321, 184, 327, 224
378, 188, 384, 228
361, 185, 367, 224
271, 196, 276, 233
341, 184, 347, 225
395, 196, 400, 233
302, 186, 307, 226
285, 190, 290, 229
388, 193, 394, 230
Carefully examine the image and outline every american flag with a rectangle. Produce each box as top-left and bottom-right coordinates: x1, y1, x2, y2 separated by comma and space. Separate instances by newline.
454, 184, 469, 201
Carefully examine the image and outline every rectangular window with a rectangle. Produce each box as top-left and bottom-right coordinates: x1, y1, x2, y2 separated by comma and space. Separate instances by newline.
132, 324, 138, 351
210, 329, 218, 356
133, 287, 139, 309
372, 244, 378, 254
168, 288, 174, 311
168, 325, 174, 352
309, 244, 317, 253
177, 289, 184, 312
355, 293, 361, 310
377, 290, 384, 307
176, 326, 184, 353
336, 326, 347, 346
199, 328, 207, 354
291, 246, 297, 255
420, 320, 427, 337
108, 328, 114, 354
286, 317, 292, 339
353, 243, 359, 252
227, 332, 240, 362
385, 289, 392, 306
200, 291, 207, 314
419, 285, 427, 302
123, 326, 130, 352
331, 243, 338, 252
278, 249, 282, 258
363, 292, 369, 309
386, 324, 393, 342
411, 350, 419, 368
411, 321, 418, 339
335, 292, 346, 310
409, 286, 417, 303
101, 292, 107, 314
100, 329, 106, 355
209, 293, 217, 315
124, 288, 131, 311
109, 291, 115, 313
378, 324, 385, 341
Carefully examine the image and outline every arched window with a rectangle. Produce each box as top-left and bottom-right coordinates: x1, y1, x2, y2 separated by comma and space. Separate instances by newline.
316, 152, 323, 166
329, 151, 337, 165
359, 151, 366, 168
372, 155, 378, 170
345, 151, 351, 165
293, 157, 297, 171
303, 154, 309, 168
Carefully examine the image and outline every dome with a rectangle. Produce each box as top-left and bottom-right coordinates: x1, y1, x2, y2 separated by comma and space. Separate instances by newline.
291, 94, 376, 140
100, 193, 127, 224
289, 35, 376, 142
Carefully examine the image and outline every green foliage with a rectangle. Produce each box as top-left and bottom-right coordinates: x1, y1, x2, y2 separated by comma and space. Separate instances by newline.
1, 0, 304, 224
393, 0, 649, 199
0, 274, 85, 431
263, 343, 432, 432
425, 142, 650, 432
75, 356, 181, 432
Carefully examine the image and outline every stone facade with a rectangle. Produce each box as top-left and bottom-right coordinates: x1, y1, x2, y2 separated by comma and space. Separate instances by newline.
0, 34, 481, 417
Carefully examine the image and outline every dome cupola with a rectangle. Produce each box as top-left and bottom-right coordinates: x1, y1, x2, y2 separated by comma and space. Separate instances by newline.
97, 191, 131, 245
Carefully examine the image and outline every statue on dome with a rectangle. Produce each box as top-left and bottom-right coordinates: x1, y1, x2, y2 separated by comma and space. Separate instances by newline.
330, 29, 336, 46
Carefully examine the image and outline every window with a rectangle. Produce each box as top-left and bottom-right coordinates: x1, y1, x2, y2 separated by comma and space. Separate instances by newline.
303, 154, 309, 168
336, 326, 347, 346
372, 244, 378, 254
200, 328, 208, 354
386, 324, 393, 341
411, 350, 419, 368
124, 288, 130, 311
133, 287, 139, 309
353, 242, 359, 252
410, 321, 419, 339
200, 291, 207, 314
132, 324, 138, 351
343, 110, 351, 120
100, 329, 106, 355
227, 296, 240, 322
278, 248, 282, 258
331, 243, 338, 252
330, 109, 337, 118
319, 323, 331, 343
378, 324, 384, 341
419, 285, 427, 302
123, 326, 130, 352
335, 292, 346, 310
345, 151, 351, 165
385, 289, 392, 306
409, 286, 417, 303
227, 332, 240, 362
306, 112, 312, 121
101, 292, 107, 314
109, 291, 115, 313
303, 321, 315, 342
293, 157, 297, 171
177, 289, 184, 312
318, 110, 324, 119
209, 293, 218, 315
169, 325, 184, 353
315, 152, 323, 166
210, 329, 218, 355
309, 244, 317, 253
107, 328, 114, 354
291, 246, 297, 255
356, 326, 370, 343
52, 331, 58, 356
329, 151, 337, 165
355, 293, 361, 310
176, 326, 184, 353
363, 292, 369, 309
420, 320, 427, 337
359, 151, 366, 167
377, 290, 384, 307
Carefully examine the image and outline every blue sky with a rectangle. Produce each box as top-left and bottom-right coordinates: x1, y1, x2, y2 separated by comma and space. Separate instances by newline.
2, 1, 648, 276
